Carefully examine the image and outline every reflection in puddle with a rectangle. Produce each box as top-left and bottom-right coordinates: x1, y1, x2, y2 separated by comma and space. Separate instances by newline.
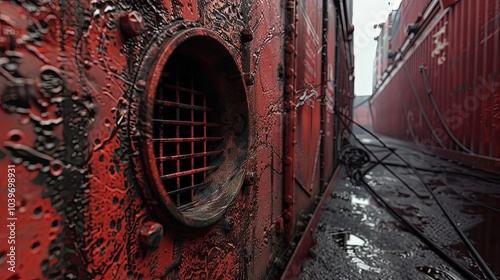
332, 232, 382, 274
351, 195, 370, 206
351, 195, 377, 227
333, 232, 366, 248
416, 266, 461, 280
360, 213, 377, 227
360, 138, 375, 145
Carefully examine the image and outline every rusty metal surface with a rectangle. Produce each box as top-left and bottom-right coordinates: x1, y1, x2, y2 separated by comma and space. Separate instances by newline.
371, 0, 500, 173
281, 168, 341, 280
0, 0, 353, 279
322, 0, 339, 192
282, 0, 354, 245
291, 0, 325, 242
280, 0, 355, 274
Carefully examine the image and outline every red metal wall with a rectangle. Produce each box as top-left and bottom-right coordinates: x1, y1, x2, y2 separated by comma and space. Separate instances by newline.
323, 0, 339, 189
288, 0, 354, 241
353, 97, 372, 129
338, 28, 355, 140
371, 0, 500, 172
281, 0, 354, 277
281, 0, 354, 249
292, 0, 324, 225
0, 0, 354, 279
390, 0, 433, 53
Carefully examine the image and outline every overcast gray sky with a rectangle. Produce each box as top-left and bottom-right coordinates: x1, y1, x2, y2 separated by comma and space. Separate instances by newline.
353, 0, 401, 96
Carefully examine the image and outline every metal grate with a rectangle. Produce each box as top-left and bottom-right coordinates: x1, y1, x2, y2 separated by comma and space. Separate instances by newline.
153, 57, 223, 208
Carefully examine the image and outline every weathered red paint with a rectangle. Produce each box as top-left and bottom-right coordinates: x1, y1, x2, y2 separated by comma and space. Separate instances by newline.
281, 168, 341, 280
371, 0, 500, 173
0, 0, 354, 279
321, 0, 339, 192
283, 0, 298, 244
282, 0, 354, 245
288, 0, 325, 243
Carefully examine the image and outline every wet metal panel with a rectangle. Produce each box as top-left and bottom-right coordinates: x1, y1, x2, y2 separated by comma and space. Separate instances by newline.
323, 0, 338, 187
291, 0, 324, 233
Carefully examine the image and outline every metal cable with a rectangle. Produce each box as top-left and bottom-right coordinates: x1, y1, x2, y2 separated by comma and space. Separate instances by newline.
336, 109, 497, 280
403, 64, 446, 149
340, 145, 480, 280
419, 66, 472, 153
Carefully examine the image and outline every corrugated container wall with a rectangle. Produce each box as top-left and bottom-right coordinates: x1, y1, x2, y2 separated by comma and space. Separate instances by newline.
371, 0, 500, 172
391, 0, 433, 53
374, 13, 394, 89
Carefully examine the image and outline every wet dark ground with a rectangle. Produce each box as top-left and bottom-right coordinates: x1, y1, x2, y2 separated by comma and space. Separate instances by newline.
300, 132, 500, 280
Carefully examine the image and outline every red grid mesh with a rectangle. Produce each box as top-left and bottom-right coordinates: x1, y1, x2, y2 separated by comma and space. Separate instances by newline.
153, 57, 223, 208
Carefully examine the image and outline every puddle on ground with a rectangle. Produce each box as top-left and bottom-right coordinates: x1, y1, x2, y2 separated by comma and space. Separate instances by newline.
359, 138, 375, 145
332, 232, 366, 248
331, 232, 382, 274
320, 163, 500, 278
416, 266, 461, 280
350, 195, 379, 227
351, 195, 370, 207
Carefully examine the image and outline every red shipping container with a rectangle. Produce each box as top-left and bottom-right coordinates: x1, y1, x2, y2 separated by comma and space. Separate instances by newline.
371, 0, 500, 173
